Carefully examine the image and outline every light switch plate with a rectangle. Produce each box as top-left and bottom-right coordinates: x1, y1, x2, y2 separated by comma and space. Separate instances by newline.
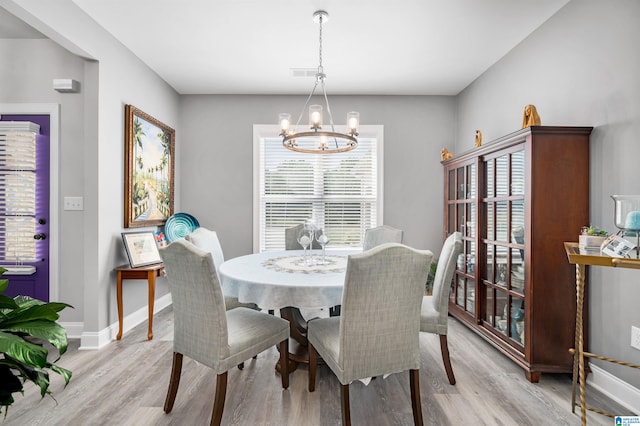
63, 196, 83, 211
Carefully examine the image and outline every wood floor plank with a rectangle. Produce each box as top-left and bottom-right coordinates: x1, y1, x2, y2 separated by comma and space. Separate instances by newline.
2, 306, 633, 425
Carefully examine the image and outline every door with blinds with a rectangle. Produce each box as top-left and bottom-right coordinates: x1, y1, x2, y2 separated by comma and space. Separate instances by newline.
0, 115, 50, 301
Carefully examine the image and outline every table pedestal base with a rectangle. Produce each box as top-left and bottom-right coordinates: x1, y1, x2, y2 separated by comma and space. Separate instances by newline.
276, 307, 325, 374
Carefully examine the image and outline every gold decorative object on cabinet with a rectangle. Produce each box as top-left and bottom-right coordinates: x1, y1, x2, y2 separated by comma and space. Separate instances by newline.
475, 130, 482, 147
441, 148, 453, 160
521, 104, 541, 128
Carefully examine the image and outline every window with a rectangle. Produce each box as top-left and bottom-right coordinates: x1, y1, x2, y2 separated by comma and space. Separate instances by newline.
0, 123, 38, 263
254, 125, 383, 252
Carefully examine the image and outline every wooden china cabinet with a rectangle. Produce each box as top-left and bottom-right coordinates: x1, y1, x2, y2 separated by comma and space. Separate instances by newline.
442, 126, 592, 382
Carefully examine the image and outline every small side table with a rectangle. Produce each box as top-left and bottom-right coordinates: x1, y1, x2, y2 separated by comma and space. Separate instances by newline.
115, 263, 165, 341
564, 242, 640, 425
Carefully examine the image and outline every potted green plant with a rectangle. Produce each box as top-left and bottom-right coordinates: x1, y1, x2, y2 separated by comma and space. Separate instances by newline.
0, 267, 73, 416
579, 225, 609, 249
426, 258, 438, 295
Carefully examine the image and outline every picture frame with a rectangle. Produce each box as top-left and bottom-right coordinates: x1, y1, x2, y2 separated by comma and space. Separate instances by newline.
124, 104, 175, 228
601, 234, 637, 258
121, 231, 163, 268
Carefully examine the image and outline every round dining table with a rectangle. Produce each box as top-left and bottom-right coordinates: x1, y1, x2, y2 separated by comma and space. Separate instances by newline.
218, 249, 358, 370
219, 249, 358, 310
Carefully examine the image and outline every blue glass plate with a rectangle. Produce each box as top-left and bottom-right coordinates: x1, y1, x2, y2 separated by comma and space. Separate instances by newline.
164, 212, 200, 242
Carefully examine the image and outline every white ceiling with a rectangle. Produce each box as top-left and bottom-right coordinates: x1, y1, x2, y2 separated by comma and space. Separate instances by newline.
3, 1, 570, 95
0, 5, 44, 38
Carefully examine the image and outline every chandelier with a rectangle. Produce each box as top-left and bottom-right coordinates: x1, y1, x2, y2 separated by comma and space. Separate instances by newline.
279, 10, 359, 154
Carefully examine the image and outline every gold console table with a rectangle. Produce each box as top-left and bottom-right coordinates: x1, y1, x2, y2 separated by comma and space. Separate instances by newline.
564, 242, 640, 425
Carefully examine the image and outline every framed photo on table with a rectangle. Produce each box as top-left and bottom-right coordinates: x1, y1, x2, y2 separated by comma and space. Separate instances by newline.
122, 231, 163, 268
124, 104, 175, 228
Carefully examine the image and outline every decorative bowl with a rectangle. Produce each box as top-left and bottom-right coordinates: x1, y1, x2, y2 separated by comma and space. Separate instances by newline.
164, 212, 200, 242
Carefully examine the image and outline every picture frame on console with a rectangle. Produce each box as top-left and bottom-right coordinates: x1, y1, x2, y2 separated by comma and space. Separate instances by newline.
121, 231, 163, 268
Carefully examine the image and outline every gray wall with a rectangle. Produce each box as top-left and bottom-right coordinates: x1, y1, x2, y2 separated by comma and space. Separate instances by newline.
1, 0, 181, 343
456, 0, 640, 388
0, 38, 86, 322
179, 95, 455, 260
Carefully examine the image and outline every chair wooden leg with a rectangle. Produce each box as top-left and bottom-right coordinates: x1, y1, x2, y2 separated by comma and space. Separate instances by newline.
308, 343, 317, 392
210, 372, 228, 426
279, 339, 289, 389
409, 369, 423, 426
439, 334, 456, 385
340, 384, 351, 426
164, 352, 183, 413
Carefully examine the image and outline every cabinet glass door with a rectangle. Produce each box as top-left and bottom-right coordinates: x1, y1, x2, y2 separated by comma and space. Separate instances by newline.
448, 161, 476, 316
482, 147, 526, 346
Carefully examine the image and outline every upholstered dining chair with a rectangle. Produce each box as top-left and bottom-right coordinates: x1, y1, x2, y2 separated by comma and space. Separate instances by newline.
363, 225, 403, 251
185, 227, 258, 311
285, 223, 322, 250
159, 239, 290, 426
308, 243, 433, 426
420, 231, 463, 385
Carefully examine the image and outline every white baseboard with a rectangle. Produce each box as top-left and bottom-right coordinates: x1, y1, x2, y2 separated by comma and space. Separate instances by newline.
588, 363, 640, 414
77, 294, 172, 350
59, 322, 84, 339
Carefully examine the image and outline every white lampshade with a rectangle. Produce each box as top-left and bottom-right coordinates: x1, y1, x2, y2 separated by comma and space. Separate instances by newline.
347, 111, 359, 135
279, 113, 291, 134
309, 105, 323, 129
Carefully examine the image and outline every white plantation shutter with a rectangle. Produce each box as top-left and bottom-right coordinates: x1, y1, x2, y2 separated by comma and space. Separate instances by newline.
0, 122, 39, 263
255, 126, 382, 252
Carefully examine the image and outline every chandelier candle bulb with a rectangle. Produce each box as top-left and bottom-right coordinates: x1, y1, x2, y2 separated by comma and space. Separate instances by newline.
625, 211, 640, 231
320, 136, 328, 150
347, 111, 359, 135
309, 105, 323, 129
279, 113, 291, 134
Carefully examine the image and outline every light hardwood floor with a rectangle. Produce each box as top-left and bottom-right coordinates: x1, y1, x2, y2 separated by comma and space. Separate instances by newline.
4, 306, 633, 425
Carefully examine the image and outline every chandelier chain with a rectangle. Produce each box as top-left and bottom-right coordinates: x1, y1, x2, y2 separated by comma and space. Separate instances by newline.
318, 14, 323, 72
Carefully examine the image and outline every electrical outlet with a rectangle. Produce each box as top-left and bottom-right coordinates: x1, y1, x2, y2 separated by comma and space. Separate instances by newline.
631, 326, 640, 351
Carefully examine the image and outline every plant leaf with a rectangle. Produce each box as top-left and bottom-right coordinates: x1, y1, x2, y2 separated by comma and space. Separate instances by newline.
12, 296, 72, 313
0, 363, 23, 408
30, 368, 50, 398
0, 295, 18, 310
1, 357, 41, 388
1, 303, 72, 326
0, 331, 48, 368
0, 277, 8, 294
2, 320, 69, 355
49, 364, 72, 386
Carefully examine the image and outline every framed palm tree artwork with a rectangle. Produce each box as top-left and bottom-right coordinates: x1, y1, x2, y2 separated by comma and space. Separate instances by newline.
124, 104, 175, 228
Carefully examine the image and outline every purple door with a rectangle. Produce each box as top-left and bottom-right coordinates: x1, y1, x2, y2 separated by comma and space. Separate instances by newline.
0, 115, 50, 301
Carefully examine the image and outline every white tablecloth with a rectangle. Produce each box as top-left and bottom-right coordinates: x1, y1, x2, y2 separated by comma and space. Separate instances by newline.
219, 249, 358, 310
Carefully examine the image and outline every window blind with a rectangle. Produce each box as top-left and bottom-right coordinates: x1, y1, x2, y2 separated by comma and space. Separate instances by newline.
0, 122, 39, 263
258, 135, 379, 251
